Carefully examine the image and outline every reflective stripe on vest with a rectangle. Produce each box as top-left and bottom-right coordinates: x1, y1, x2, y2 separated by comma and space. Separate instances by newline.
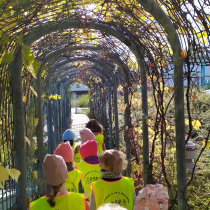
92, 177, 134, 210
77, 161, 101, 199
29, 192, 86, 210
95, 134, 104, 153
65, 169, 83, 193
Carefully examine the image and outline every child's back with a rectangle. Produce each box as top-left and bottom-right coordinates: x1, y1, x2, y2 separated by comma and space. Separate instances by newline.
77, 140, 101, 199
90, 150, 135, 210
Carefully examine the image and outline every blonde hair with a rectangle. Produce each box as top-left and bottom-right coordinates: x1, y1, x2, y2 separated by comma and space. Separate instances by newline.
74, 141, 81, 154
99, 149, 127, 174
97, 203, 127, 210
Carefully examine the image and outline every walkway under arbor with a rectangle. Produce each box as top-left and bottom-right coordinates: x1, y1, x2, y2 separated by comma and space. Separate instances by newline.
0, 0, 210, 209
71, 108, 90, 140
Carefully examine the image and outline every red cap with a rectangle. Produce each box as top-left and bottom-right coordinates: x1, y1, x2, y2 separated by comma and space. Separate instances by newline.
80, 140, 98, 159
54, 141, 73, 162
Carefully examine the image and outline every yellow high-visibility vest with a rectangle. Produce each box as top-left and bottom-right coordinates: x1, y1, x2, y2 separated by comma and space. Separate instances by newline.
91, 177, 134, 210
73, 152, 82, 164
77, 161, 101, 199
95, 133, 104, 154
29, 192, 87, 210
65, 169, 83, 193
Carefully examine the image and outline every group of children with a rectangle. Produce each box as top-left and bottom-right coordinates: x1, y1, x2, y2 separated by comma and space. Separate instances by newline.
29, 119, 169, 210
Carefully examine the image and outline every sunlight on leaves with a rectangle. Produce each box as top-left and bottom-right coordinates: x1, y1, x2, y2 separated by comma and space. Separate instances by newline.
0, 165, 9, 189
6, 166, 21, 182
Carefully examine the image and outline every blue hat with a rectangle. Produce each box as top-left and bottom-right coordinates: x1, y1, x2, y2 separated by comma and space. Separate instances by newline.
62, 129, 75, 141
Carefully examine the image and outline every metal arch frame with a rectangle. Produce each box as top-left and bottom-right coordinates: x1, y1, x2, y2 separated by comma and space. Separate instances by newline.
11, 4, 185, 207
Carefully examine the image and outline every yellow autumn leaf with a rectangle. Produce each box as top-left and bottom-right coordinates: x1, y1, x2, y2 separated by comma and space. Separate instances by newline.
185, 119, 189, 125
25, 136, 31, 146
6, 166, 21, 182
192, 94, 198, 101
34, 118, 39, 128
192, 120, 201, 130
179, 50, 187, 60
117, 85, 123, 92
0, 165, 9, 189
30, 86, 37, 97
164, 87, 169, 92
170, 147, 176, 153
166, 125, 170, 130
23, 95, 27, 103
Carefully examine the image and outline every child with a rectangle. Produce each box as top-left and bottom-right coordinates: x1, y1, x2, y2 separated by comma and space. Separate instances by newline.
86, 119, 106, 154
54, 141, 84, 193
97, 203, 127, 210
79, 128, 95, 144
73, 141, 82, 164
29, 154, 89, 209
90, 150, 135, 210
133, 184, 169, 210
62, 129, 75, 147
77, 140, 101, 200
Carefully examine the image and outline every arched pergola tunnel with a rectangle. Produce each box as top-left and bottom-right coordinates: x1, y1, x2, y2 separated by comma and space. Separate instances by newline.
1, 1, 210, 209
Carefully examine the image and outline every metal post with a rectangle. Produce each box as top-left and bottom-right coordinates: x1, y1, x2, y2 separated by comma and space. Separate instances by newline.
11, 49, 27, 210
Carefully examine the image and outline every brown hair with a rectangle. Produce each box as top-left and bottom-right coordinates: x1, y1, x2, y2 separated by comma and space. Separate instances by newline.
47, 183, 62, 207
99, 149, 127, 174
86, 119, 103, 133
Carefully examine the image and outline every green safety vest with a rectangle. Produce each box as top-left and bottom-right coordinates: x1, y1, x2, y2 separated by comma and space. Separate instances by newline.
29, 192, 86, 210
77, 161, 101, 199
73, 152, 82, 164
95, 134, 104, 154
91, 177, 134, 210
65, 169, 83, 193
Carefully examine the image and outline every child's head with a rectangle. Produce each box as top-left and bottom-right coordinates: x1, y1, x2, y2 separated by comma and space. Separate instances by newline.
54, 141, 73, 163
79, 128, 95, 144
74, 141, 82, 154
80, 139, 98, 160
97, 203, 127, 210
42, 154, 68, 207
62, 129, 75, 142
99, 150, 127, 174
133, 184, 169, 210
42, 154, 68, 186
86, 119, 103, 133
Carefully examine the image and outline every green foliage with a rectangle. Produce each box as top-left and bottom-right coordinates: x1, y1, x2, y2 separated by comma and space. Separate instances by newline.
116, 85, 210, 209
71, 94, 89, 107
188, 149, 210, 209
2, 51, 14, 63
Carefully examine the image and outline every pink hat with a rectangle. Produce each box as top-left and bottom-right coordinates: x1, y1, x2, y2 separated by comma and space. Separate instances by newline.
42, 154, 68, 186
133, 184, 169, 210
54, 141, 73, 162
80, 140, 98, 159
80, 128, 95, 144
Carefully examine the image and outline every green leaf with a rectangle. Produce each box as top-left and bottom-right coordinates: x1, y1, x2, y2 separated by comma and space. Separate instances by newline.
33, 61, 40, 74
2, 51, 14, 64
27, 64, 37, 79
17, 35, 23, 46
0, 34, 9, 46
